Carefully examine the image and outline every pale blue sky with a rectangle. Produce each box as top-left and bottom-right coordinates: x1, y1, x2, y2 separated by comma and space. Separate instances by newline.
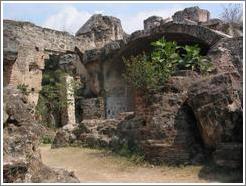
2, 2, 243, 34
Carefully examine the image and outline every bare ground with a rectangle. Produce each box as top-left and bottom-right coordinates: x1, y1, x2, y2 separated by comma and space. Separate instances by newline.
39, 144, 238, 183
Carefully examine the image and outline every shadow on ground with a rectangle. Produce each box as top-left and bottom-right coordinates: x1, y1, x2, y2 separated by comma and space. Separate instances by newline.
198, 162, 243, 183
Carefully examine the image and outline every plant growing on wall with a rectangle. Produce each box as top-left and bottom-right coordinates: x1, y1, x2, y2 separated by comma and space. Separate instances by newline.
17, 83, 30, 96
177, 45, 212, 74
150, 38, 181, 86
123, 37, 212, 91
123, 38, 181, 90
123, 55, 155, 90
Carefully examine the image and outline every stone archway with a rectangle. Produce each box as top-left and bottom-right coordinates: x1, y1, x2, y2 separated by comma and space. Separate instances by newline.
119, 23, 229, 58
130, 22, 229, 47
102, 22, 229, 119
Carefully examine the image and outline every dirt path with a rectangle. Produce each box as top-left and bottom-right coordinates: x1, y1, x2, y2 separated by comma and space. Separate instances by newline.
40, 144, 209, 183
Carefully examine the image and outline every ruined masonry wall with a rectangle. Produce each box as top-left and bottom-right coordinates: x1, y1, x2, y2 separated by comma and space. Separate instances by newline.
8, 46, 45, 105
81, 97, 105, 119
3, 20, 113, 106
3, 20, 96, 53
172, 7, 210, 23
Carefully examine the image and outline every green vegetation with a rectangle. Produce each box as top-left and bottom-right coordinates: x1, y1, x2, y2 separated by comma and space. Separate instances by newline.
36, 55, 68, 128
36, 55, 82, 128
177, 45, 212, 72
17, 84, 30, 96
123, 37, 212, 91
41, 135, 53, 144
114, 142, 145, 165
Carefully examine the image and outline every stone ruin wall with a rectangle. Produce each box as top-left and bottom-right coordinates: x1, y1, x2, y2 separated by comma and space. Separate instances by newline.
144, 16, 164, 30
3, 6, 243, 167
107, 7, 242, 164
3, 6, 241, 114
103, 57, 134, 119
130, 73, 204, 164
4, 20, 102, 54
75, 14, 127, 46
172, 6, 210, 23
79, 97, 105, 120
5, 46, 46, 105
83, 60, 103, 97
3, 20, 86, 106
133, 37, 243, 165
3, 17, 126, 106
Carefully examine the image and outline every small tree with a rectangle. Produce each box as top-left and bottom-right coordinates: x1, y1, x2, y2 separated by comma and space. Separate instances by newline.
123, 38, 182, 91
220, 4, 243, 25
123, 55, 155, 90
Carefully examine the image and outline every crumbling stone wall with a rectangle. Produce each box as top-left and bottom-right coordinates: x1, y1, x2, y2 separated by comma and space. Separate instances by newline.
144, 16, 163, 30
4, 45, 45, 105
3, 7, 233, 108
3, 20, 81, 105
3, 15, 127, 107
4, 6, 243, 169
132, 72, 205, 164
103, 57, 134, 118
3, 51, 17, 87
172, 6, 210, 23
187, 37, 243, 168
3, 86, 79, 183
3, 20, 92, 53
59, 53, 88, 77
79, 97, 105, 119
211, 37, 243, 78
201, 20, 243, 37
76, 14, 127, 48
84, 59, 103, 97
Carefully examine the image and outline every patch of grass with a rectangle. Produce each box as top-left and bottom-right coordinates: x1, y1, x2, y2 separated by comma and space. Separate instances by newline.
41, 135, 53, 144
74, 142, 147, 166
113, 143, 146, 165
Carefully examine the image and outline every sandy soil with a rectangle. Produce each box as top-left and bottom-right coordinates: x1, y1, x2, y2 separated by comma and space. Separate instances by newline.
39, 144, 213, 183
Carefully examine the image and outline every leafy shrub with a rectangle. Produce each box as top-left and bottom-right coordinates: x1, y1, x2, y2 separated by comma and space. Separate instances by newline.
177, 45, 212, 74
123, 55, 155, 90
17, 84, 30, 96
123, 38, 181, 90
124, 37, 212, 91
